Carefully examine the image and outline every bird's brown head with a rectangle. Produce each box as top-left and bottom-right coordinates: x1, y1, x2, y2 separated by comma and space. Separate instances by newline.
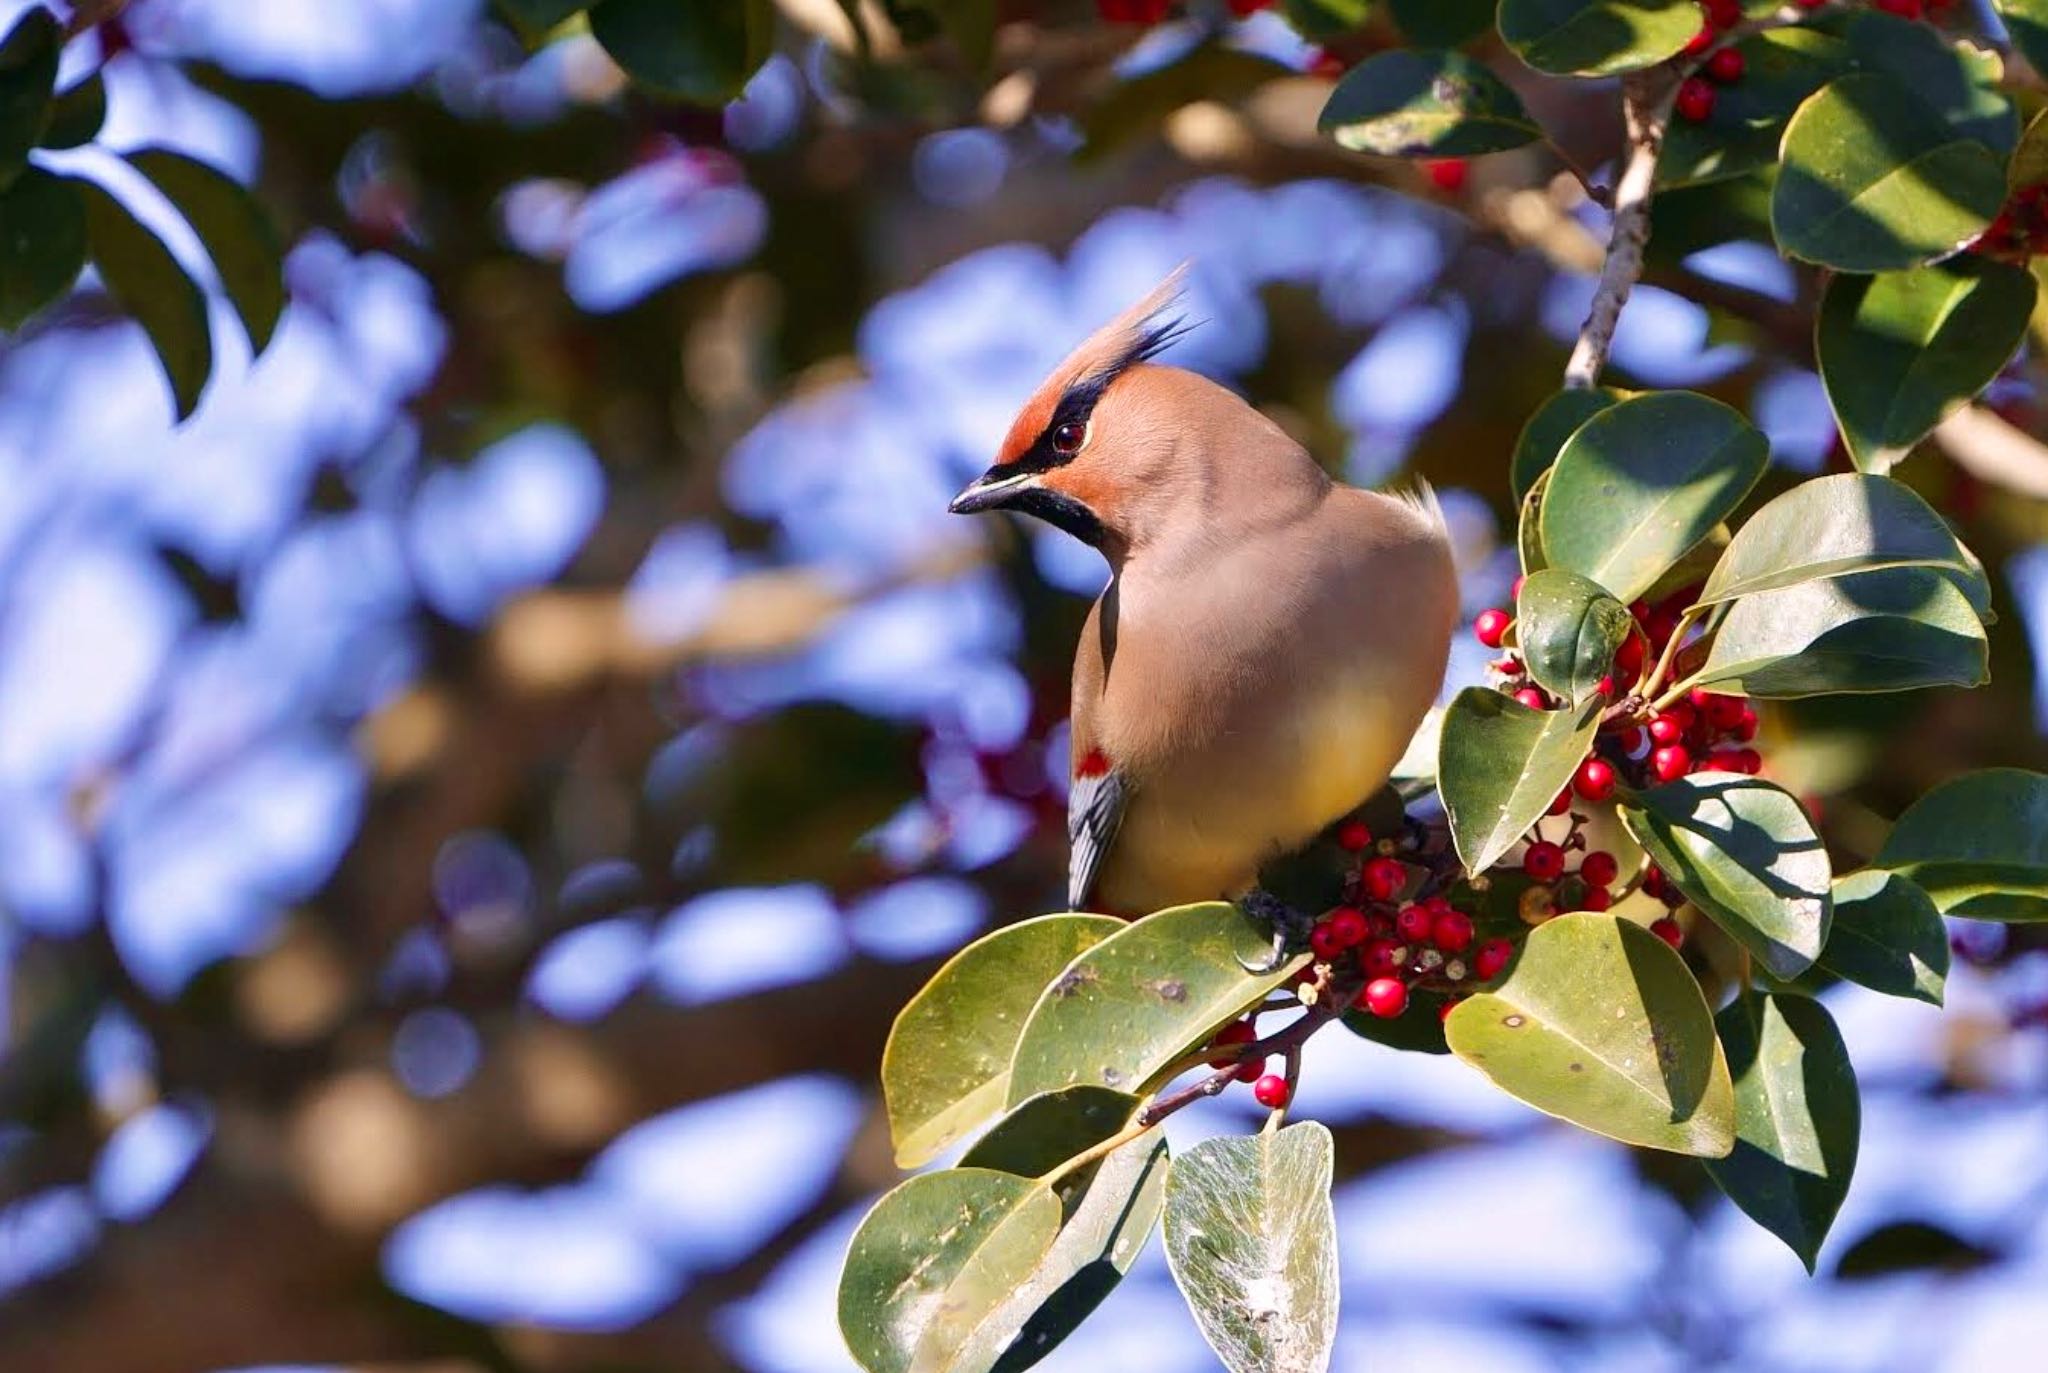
948, 269, 1196, 555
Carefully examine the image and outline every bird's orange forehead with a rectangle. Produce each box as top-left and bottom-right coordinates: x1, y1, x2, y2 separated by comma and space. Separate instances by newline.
994, 380, 1064, 467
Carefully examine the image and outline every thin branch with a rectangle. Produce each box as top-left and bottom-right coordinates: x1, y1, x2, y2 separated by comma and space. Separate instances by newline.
1564, 71, 1673, 389
1933, 404, 2048, 501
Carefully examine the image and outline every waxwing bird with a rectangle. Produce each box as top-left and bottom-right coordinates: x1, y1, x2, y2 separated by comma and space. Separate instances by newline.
949, 271, 1459, 922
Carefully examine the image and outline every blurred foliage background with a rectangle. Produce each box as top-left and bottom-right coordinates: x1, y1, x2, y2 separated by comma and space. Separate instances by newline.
5, 1, 2048, 1370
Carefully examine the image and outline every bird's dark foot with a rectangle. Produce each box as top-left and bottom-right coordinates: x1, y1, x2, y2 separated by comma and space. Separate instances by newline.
1236, 888, 1314, 974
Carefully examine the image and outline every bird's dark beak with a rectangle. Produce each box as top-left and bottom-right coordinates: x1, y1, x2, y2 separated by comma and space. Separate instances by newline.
948, 467, 1036, 516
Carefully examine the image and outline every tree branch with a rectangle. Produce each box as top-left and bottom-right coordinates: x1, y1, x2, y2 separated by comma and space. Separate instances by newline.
1564, 71, 1673, 389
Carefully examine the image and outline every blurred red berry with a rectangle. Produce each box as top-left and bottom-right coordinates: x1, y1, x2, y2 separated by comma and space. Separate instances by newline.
1685, 25, 1713, 56
1474, 938, 1514, 980
1227, 0, 1274, 14
1510, 574, 1527, 601
1426, 158, 1470, 192
1703, 693, 1747, 731
1579, 850, 1619, 887
1873, 0, 1922, 16
1574, 757, 1617, 802
1361, 977, 1410, 1018
1648, 712, 1687, 746
1362, 856, 1407, 903
1651, 745, 1692, 782
1098, 0, 1173, 21
1707, 47, 1745, 83
1337, 819, 1373, 851
1431, 909, 1474, 953
1651, 917, 1684, 949
1735, 747, 1762, 775
1614, 633, 1646, 675
1704, 0, 1741, 26
1524, 840, 1566, 882
1676, 77, 1716, 122
1474, 608, 1512, 648
1547, 788, 1573, 817
1252, 1073, 1290, 1107
1328, 907, 1368, 948
1734, 704, 1759, 741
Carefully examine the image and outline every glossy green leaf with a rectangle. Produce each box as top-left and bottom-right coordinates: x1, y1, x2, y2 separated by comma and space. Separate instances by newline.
1819, 870, 1947, 1005
1005, 903, 1302, 1107
1704, 993, 1861, 1272
1342, 986, 1453, 1055
1280, 0, 1372, 40
39, 73, 104, 151
2001, 2, 2048, 102
1692, 566, 1988, 698
1841, 12, 2016, 155
1162, 1123, 1339, 1373
1509, 386, 1624, 504
1658, 29, 1848, 191
1540, 391, 1770, 604
1699, 473, 1974, 606
0, 166, 83, 329
1496, 0, 1697, 78
76, 179, 211, 420
588, 0, 775, 104
1445, 914, 1736, 1155
1438, 688, 1601, 874
961, 1087, 1140, 1188
1874, 768, 2048, 920
1318, 49, 1539, 158
1516, 569, 1632, 708
884, 914, 1122, 1167
128, 149, 284, 355
1387, 0, 1494, 46
1817, 260, 2034, 472
1619, 773, 1832, 980
1517, 466, 1550, 576
839, 1169, 1063, 1373
0, 6, 57, 178
1772, 73, 2006, 273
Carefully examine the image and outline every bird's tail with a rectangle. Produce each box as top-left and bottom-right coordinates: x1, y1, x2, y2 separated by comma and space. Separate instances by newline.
1391, 477, 1448, 536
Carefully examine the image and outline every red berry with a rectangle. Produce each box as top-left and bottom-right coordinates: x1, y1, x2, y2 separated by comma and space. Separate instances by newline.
1361, 977, 1410, 1019
1098, 0, 1172, 21
1431, 909, 1474, 953
1648, 712, 1687, 746
1578, 886, 1613, 912
1474, 938, 1513, 980
1336, 819, 1373, 852
1874, 0, 1922, 16
1734, 704, 1758, 742
1362, 856, 1407, 903
1642, 865, 1666, 898
1252, 1073, 1290, 1108
1614, 632, 1647, 675
1574, 757, 1617, 802
1651, 917, 1684, 949
1439, 998, 1460, 1023
1396, 903, 1433, 943
1707, 47, 1745, 83
1795, 0, 1827, 8
1594, 674, 1616, 698
1207, 1019, 1257, 1067
1651, 745, 1692, 782
1473, 608, 1511, 648
1524, 840, 1566, 882
1735, 748, 1762, 775
1547, 789, 1573, 817
1704, 0, 1741, 27
1613, 725, 1646, 755
1361, 937, 1402, 977
1510, 574, 1526, 601
1226, 0, 1274, 14
1310, 922, 1347, 960
1579, 850, 1619, 888
1684, 25, 1713, 56
1703, 693, 1747, 731
1676, 77, 1716, 122
1513, 687, 1548, 711
1328, 907, 1368, 948
1425, 158, 1470, 193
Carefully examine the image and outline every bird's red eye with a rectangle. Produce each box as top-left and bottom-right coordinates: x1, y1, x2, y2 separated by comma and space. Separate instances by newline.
1051, 421, 1086, 455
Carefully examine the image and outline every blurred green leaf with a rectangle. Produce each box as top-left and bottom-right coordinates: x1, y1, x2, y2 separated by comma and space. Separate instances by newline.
1540, 390, 1769, 604
128, 149, 285, 354
1082, 46, 1291, 162
1510, 387, 1624, 505
1517, 466, 1550, 576
76, 178, 211, 420
1496, 0, 1696, 78
1874, 768, 2048, 920
1516, 568, 1633, 708
1699, 473, 1976, 606
1705, 992, 1860, 1272
0, 6, 57, 181
1318, 49, 1539, 158
0, 166, 83, 329
496, 0, 589, 35
1445, 914, 1736, 1155
885, 914, 1122, 1167
1619, 773, 1832, 980
1693, 567, 1988, 697
1388, 0, 1494, 46
1658, 29, 1847, 191
588, 0, 774, 104
1842, 11, 2016, 154
1438, 688, 1600, 873
1280, 0, 1372, 41
1773, 73, 2005, 272
839, 1168, 1063, 1373
1834, 1218, 1997, 1280
2001, 2, 2048, 107
1162, 1123, 1339, 1373
38, 72, 103, 151
1819, 870, 1947, 1005
1006, 903, 1302, 1107
1817, 260, 2033, 472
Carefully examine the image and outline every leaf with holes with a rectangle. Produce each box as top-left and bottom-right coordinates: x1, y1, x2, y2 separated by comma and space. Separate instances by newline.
1699, 473, 1975, 606
1319, 49, 1540, 158
1516, 569, 1633, 708
1438, 688, 1601, 874
1874, 768, 2048, 920
1445, 914, 1735, 1155
1819, 870, 1947, 1005
1692, 567, 1987, 698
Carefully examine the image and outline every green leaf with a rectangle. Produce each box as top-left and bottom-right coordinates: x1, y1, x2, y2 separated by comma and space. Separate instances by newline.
1841, 12, 2016, 155
1516, 569, 1633, 708
1081, 46, 1291, 162
884, 914, 1122, 1167
1874, 768, 2048, 920
1817, 259, 2034, 472
75, 179, 211, 420
1819, 870, 1948, 1005
1834, 1219, 1997, 1280
496, 0, 590, 35
1699, 473, 1975, 606
39, 72, 104, 151
127, 149, 284, 355
2001, 2, 2048, 105
587, 0, 775, 104
1657, 29, 1849, 191
839, 1169, 1063, 1373
1496, 0, 1697, 78
0, 6, 57, 180
1540, 390, 1770, 604
1438, 688, 1601, 874
1005, 903, 1302, 1107
1387, 0, 1494, 47
1445, 914, 1736, 1155
1342, 986, 1453, 1054
1772, 73, 2007, 273
0, 166, 83, 329
1279, 0, 1372, 41
961, 1087, 1141, 1188
2013, 106, 2048, 192
1692, 566, 1988, 697
1619, 773, 1832, 980
1517, 466, 1550, 576
1318, 49, 1540, 158
1509, 386, 1624, 504
1162, 1123, 1339, 1373
1704, 992, 1861, 1272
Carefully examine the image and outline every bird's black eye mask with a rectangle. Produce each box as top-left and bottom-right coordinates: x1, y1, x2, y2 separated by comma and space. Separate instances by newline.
990, 313, 1192, 481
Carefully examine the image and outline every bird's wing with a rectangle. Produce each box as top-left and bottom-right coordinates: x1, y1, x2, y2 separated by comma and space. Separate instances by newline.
1068, 767, 1128, 912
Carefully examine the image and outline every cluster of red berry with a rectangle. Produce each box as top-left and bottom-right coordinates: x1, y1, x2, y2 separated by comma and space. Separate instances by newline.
1674, 1, 1752, 123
